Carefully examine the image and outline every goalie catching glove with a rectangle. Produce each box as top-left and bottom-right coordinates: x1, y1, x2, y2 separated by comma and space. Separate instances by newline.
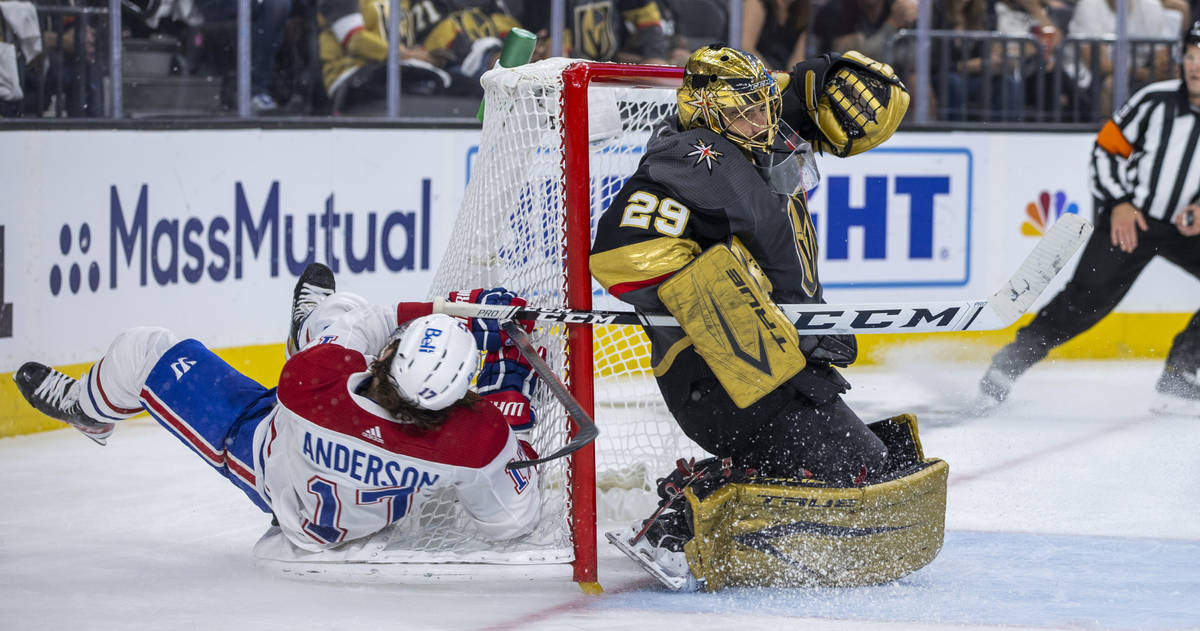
446, 288, 539, 433
777, 51, 909, 157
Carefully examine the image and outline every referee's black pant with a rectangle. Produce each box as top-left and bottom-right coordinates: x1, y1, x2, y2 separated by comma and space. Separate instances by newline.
990, 202, 1200, 380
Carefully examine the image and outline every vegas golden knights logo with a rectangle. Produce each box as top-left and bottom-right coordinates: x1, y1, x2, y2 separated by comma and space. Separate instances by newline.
573, 2, 617, 61
787, 196, 819, 298
452, 9, 499, 40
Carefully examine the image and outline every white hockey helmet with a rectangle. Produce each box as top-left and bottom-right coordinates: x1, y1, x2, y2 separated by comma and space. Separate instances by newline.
388, 314, 479, 411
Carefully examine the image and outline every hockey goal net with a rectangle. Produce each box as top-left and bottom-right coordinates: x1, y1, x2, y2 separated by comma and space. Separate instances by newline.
427, 58, 712, 583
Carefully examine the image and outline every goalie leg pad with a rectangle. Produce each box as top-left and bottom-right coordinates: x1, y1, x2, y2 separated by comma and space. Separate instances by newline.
681, 451, 948, 590
657, 243, 805, 408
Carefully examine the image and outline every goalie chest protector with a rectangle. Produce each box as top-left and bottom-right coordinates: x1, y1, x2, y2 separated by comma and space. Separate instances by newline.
640, 123, 822, 304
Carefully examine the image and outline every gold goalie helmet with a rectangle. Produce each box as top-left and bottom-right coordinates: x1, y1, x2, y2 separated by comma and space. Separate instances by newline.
677, 45, 783, 154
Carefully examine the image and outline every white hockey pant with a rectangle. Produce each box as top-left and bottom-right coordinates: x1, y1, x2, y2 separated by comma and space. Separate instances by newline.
78, 326, 179, 423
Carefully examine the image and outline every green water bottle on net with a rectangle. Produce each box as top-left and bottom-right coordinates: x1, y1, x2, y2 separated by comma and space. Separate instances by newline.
477, 27, 538, 122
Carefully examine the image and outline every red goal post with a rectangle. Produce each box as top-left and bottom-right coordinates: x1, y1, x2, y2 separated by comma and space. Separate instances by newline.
561, 61, 684, 583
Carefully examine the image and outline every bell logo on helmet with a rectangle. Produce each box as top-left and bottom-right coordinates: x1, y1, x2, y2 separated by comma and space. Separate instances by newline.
419, 327, 443, 353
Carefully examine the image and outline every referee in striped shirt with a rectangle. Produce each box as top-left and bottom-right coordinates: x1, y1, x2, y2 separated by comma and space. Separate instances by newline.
979, 21, 1200, 413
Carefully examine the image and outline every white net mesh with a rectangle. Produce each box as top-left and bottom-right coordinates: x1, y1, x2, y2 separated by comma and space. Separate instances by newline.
421, 58, 711, 566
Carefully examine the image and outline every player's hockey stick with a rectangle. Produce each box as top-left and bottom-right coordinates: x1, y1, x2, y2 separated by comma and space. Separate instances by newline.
435, 213, 1093, 336
499, 320, 599, 471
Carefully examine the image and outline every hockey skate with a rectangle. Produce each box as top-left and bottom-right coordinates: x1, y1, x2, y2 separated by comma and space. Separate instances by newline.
1151, 367, 1200, 416
287, 262, 336, 357
13, 362, 114, 445
606, 522, 702, 592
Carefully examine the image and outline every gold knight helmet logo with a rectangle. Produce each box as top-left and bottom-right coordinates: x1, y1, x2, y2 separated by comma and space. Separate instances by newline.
573, 2, 617, 61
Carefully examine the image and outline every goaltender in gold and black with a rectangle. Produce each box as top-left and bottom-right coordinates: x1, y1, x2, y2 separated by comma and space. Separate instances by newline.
590, 44, 949, 591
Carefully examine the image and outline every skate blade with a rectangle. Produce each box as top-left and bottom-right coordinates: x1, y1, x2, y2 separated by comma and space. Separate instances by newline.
604, 530, 698, 592
71, 422, 114, 446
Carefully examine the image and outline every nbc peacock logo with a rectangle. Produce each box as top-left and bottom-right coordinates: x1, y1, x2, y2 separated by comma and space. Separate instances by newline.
1022, 190, 1079, 236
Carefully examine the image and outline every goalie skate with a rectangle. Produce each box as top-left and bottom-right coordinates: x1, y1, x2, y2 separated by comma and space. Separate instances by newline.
13, 362, 114, 445
605, 524, 702, 592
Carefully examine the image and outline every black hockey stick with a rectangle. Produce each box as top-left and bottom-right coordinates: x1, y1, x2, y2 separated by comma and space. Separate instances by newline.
435, 214, 1093, 336
500, 320, 599, 471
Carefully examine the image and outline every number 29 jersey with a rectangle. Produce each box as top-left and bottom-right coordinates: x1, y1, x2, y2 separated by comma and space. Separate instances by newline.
589, 121, 824, 396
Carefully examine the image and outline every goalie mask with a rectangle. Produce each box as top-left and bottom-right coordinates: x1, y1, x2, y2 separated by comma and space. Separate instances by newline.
388, 314, 479, 412
678, 45, 783, 154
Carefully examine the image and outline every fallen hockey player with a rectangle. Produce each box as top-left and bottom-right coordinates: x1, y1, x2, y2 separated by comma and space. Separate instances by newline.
12, 263, 546, 561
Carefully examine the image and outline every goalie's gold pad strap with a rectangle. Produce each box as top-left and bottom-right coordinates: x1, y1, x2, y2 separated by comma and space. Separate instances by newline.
657, 243, 804, 408
683, 455, 948, 590
809, 51, 909, 158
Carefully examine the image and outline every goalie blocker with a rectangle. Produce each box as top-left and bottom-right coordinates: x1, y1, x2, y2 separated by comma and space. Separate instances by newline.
610, 414, 947, 591
657, 239, 806, 408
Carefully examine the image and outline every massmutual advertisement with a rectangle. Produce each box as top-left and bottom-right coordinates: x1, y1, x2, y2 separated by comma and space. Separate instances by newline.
1, 129, 476, 367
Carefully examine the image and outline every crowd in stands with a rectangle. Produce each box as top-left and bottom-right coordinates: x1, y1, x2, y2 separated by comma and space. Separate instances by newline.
0, 0, 1194, 120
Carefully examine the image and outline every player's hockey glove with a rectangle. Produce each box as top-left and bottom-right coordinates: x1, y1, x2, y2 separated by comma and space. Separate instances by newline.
446, 288, 534, 352
448, 288, 540, 432
777, 51, 909, 157
798, 333, 858, 367
482, 390, 536, 433
477, 346, 540, 431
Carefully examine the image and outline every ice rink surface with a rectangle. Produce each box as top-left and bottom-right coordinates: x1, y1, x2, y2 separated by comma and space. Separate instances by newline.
2, 357, 1198, 631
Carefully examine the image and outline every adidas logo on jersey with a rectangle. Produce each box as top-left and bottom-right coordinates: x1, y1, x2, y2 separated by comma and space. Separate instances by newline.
361, 425, 384, 444
170, 357, 197, 380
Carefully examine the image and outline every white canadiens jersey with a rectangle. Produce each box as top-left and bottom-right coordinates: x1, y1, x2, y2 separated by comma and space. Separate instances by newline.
251, 302, 540, 552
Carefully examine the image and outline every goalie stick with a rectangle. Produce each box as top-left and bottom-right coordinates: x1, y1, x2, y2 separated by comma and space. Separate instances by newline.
499, 320, 599, 470
436, 213, 1093, 336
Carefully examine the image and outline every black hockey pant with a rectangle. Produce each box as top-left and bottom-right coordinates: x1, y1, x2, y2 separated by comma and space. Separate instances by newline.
990, 205, 1200, 380
664, 371, 889, 485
